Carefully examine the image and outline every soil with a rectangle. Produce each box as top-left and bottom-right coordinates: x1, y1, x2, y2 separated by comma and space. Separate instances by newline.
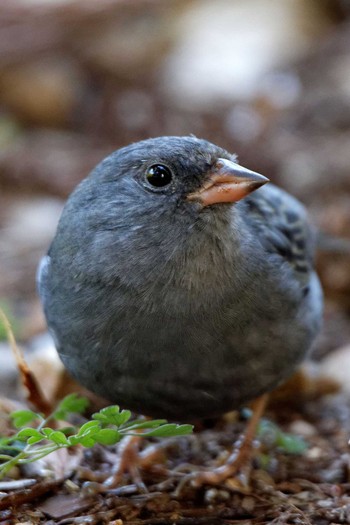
1, 386, 350, 525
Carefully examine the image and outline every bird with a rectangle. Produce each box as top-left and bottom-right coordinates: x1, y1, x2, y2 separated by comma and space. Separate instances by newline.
38, 136, 323, 425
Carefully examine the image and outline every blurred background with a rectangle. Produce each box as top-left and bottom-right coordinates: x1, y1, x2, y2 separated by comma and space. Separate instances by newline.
1, 0, 350, 400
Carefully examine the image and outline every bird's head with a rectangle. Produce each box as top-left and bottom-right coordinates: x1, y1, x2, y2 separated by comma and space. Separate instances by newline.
60, 136, 269, 288
91, 135, 268, 221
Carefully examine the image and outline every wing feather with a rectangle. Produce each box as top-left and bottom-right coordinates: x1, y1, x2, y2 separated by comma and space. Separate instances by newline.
245, 184, 315, 284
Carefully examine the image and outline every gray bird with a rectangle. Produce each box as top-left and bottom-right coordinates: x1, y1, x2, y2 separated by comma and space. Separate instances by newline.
38, 136, 323, 422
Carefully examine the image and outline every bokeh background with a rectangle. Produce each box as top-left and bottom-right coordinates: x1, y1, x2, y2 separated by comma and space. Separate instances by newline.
1, 0, 350, 399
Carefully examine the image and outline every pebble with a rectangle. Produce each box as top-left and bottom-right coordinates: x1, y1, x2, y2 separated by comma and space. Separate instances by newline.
289, 420, 317, 438
319, 345, 350, 394
204, 487, 230, 504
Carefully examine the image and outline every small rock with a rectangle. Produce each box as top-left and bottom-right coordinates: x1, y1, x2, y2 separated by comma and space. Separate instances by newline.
319, 345, 350, 394
241, 495, 256, 513
204, 487, 230, 504
289, 420, 317, 438
306, 446, 323, 459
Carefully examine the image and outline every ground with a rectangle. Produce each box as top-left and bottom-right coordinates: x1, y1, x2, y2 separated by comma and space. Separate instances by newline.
1, 370, 350, 524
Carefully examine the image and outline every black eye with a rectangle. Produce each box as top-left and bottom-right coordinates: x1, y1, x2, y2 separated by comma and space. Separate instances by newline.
146, 164, 173, 188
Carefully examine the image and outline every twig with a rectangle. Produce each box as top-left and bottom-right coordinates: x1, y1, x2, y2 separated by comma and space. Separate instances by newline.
0, 308, 52, 416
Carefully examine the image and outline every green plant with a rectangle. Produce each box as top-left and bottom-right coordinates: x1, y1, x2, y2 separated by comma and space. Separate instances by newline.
257, 418, 308, 455
0, 394, 193, 479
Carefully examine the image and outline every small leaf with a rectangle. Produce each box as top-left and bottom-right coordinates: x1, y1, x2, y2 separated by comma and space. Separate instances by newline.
67, 435, 80, 446
48, 431, 69, 446
41, 428, 54, 438
123, 419, 167, 431
17, 428, 43, 441
275, 433, 308, 455
78, 436, 96, 448
11, 410, 40, 428
53, 394, 89, 420
27, 435, 46, 445
258, 419, 308, 455
135, 423, 193, 438
93, 429, 122, 445
76, 420, 101, 437
92, 406, 131, 427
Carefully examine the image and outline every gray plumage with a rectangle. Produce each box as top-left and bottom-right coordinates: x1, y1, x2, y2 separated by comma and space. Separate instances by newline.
38, 136, 323, 421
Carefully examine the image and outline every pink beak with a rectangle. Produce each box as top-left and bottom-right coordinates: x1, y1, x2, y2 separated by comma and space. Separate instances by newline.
187, 158, 269, 206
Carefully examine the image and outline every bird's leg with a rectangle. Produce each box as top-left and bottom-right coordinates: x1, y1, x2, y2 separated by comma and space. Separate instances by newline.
104, 435, 145, 490
188, 393, 269, 488
103, 433, 167, 491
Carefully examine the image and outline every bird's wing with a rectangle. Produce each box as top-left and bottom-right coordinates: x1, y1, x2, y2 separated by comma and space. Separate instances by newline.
36, 255, 51, 306
245, 184, 315, 283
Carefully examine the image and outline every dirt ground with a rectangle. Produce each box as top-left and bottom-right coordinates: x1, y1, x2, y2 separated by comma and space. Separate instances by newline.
1, 378, 350, 524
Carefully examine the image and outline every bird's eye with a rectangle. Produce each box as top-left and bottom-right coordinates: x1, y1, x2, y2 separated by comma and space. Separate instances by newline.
145, 164, 173, 188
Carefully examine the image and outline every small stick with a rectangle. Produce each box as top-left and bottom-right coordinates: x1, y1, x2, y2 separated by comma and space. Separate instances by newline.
0, 308, 52, 416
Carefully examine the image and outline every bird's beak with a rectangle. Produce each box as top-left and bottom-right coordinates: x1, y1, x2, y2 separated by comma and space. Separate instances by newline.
187, 158, 269, 207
